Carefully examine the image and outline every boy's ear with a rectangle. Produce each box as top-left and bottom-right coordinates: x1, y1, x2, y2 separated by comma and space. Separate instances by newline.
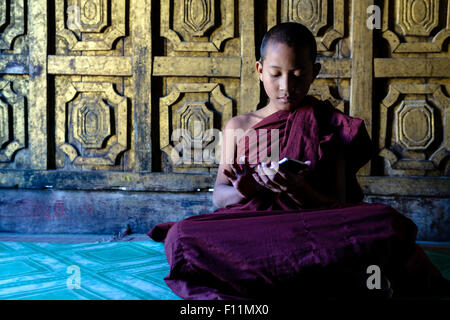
312, 63, 321, 79
256, 60, 263, 81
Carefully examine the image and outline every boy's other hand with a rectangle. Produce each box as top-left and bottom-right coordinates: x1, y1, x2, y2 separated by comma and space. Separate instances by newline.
222, 156, 263, 199
252, 160, 310, 194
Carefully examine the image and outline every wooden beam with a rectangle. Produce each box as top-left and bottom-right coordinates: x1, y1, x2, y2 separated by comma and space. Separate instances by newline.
131, 0, 153, 171
0, 170, 216, 191
350, 0, 374, 175
48, 55, 132, 76
316, 58, 351, 78
152, 56, 242, 77
0, 54, 28, 74
28, 0, 47, 169
239, 0, 260, 114
359, 176, 450, 197
0, 170, 448, 197
374, 58, 450, 78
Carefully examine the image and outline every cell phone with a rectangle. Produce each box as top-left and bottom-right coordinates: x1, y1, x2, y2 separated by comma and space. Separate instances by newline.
278, 157, 309, 173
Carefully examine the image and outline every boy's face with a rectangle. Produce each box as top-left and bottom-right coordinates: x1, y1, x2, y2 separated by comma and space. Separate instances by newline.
256, 42, 321, 110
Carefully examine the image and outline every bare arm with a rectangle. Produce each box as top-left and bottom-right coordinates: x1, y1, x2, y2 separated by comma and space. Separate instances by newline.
212, 118, 261, 208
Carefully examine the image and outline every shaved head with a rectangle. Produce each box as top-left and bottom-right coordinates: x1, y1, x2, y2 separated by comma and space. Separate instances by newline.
260, 22, 317, 64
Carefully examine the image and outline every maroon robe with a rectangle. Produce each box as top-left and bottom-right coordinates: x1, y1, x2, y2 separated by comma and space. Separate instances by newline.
148, 96, 447, 300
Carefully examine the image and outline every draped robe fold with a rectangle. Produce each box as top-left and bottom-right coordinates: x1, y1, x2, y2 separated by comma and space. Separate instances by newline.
148, 96, 447, 300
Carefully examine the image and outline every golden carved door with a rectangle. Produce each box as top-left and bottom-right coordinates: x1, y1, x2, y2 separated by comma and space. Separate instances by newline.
1, 0, 157, 187
263, 0, 450, 200
0, 0, 448, 239
0, 0, 259, 191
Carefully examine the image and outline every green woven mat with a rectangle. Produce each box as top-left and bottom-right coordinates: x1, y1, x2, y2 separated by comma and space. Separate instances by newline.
0, 240, 181, 300
425, 250, 450, 281
0, 240, 449, 300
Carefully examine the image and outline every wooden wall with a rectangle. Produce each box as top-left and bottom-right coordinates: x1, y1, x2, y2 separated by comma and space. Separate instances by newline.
0, 0, 448, 238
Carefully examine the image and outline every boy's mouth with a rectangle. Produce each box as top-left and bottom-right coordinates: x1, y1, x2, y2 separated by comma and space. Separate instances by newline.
278, 96, 293, 103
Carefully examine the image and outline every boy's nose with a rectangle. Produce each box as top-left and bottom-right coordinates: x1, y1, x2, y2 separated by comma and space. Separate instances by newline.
279, 75, 294, 93
279, 76, 290, 92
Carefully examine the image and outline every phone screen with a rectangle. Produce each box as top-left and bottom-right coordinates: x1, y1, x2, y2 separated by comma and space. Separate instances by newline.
278, 158, 309, 173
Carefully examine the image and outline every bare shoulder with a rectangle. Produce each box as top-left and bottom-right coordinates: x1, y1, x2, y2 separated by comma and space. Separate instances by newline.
224, 109, 267, 132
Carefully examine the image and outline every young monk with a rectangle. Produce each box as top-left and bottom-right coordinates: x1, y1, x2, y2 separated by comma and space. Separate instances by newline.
149, 22, 449, 300
213, 22, 343, 210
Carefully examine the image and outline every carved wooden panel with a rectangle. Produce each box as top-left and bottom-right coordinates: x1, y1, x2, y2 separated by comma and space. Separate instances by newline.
56, 0, 126, 51
161, 0, 234, 51
0, 0, 25, 50
382, 0, 450, 52
268, 0, 345, 52
0, 0, 27, 170
0, 80, 26, 163
55, 79, 128, 168
160, 83, 232, 170
308, 82, 347, 112
379, 83, 449, 175
51, 0, 135, 171
375, 0, 450, 176
396, 0, 439, 36
182, 0, 216, 36
156, 0, 258, 172
0, 0, 448, 193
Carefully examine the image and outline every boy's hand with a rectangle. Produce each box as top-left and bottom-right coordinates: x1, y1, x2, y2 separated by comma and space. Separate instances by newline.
222, 157, 262, 199
252, 160, 310, 194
